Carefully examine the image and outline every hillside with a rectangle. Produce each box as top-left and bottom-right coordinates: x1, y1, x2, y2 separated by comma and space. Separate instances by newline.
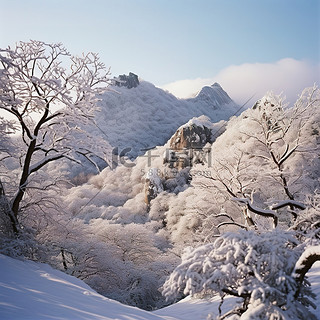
92, 79, 239, 159
1, 254, 319, 319
47, 78, 240, 179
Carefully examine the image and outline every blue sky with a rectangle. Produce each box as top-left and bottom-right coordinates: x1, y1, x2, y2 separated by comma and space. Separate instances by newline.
0, 0, 319, 103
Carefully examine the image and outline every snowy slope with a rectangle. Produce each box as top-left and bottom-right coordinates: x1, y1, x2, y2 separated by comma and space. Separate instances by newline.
0, 254, 174, 320
93, 80, 239, 158
0, 255, 319, 320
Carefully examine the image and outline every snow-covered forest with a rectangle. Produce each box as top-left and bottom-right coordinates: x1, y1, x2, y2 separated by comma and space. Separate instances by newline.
0, 41, 320, 320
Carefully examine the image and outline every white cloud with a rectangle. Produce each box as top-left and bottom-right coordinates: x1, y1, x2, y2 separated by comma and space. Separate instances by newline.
161, 58, 320, 105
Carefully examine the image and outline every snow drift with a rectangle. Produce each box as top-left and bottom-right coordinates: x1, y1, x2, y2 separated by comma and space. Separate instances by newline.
0, 254, 319, 319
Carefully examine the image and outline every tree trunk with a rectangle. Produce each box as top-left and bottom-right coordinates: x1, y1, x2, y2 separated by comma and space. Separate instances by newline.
11, 139, 37, 219
0, 179, 19, 234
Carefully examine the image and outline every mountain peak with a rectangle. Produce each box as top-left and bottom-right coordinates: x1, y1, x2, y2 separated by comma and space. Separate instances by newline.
211, 82, 222, 88
112, 72, 140, 89
192, 82, 233, 107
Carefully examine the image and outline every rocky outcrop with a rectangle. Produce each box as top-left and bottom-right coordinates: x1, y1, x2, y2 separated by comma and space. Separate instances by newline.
163, 116, 225, 169
169, 122, 212, 151
113, 72, 139, 89
144, 116, 226, 204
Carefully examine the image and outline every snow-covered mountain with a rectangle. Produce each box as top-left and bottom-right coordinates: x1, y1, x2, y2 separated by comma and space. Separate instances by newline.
187, 82, 234, 106
55, 78, 239, 179
93, 79, 239, 159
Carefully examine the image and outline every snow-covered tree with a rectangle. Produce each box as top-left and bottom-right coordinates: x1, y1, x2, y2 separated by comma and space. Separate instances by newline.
162, 230, 318, 319
197, 87, 320, 233
0, 40, 111, 233
248, 87, 318, 205
161, 89, 320, 317
88, 219, 178, 309
39, 216, 178, 310
291, 190, 320, 241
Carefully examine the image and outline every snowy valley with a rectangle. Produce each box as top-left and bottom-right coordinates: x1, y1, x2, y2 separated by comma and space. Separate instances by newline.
1, 42, 320, 320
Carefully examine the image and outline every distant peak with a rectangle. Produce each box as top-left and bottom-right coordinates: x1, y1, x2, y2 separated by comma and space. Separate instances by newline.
211, 82, 222, 88
112, 72, 139, 89
192, 82, 233, 106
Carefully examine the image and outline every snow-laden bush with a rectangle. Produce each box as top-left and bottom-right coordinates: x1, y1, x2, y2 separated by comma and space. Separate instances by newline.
41, 217, 179, 310
162, 230, 318, 319
292, 190, 320, 242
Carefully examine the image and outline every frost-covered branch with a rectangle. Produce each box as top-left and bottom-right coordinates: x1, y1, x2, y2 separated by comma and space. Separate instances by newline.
216, 221, 247, 230
0, 40, 111, 233
293, 246, 320, 299
232, 197, 278, 228
271, 200, 306, 211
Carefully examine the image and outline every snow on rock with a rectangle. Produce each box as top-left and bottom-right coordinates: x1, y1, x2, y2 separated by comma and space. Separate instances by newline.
166, 116, 225, 169
181, 115, 225, 131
